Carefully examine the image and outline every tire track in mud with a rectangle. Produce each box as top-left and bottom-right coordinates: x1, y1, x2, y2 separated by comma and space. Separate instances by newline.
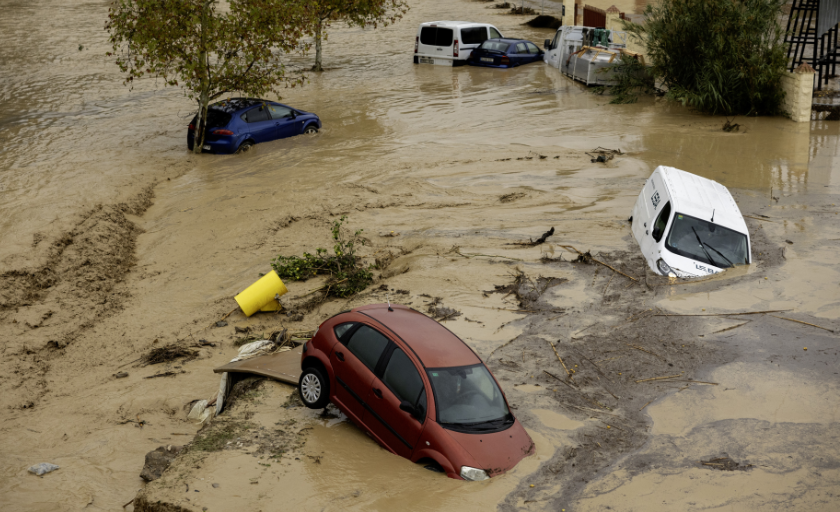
0, 184, 155, 409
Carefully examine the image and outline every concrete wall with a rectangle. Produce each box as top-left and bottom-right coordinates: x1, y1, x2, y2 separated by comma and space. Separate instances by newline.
604, 8, 649, 62
781, 64, 815, 123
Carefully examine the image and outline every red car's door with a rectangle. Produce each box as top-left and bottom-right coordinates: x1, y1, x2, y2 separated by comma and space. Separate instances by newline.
330, 324, 390, 426
362, 347, 427, 459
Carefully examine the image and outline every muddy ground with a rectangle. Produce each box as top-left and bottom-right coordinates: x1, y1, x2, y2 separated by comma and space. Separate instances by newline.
2, 0, 840, 510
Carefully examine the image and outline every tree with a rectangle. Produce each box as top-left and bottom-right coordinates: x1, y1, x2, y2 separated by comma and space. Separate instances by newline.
623, 0, 787, 115
305, 0, 408, 72
106, 0, 312, 154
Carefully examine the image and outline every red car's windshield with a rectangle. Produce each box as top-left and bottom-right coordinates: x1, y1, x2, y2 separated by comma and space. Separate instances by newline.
427, 364, 512, 432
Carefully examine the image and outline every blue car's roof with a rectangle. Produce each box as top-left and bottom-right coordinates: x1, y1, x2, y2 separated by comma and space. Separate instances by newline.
486, 38, 531, 44
209, 98, 277, 114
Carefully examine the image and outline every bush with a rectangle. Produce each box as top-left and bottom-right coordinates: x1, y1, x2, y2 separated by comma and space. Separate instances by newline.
624, 0, 787, 115
271, 216, 373, 298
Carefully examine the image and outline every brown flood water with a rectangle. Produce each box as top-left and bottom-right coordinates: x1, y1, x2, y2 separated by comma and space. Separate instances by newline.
2, 0, 840, 510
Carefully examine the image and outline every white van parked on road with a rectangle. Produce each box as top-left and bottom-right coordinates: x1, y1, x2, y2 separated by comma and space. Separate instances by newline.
414, 21, 504, 67
630, 166, 751, 278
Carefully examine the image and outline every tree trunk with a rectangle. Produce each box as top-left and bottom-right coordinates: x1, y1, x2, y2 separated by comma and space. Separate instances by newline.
194, 1, 211, 154
194, 91, 209, 154
313, 18, 323, 72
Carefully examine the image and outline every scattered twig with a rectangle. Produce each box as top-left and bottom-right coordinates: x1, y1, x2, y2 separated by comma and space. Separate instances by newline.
544, 370, 576, 390
603, 274, 615, 296
625, 343, 665, 361
454, 248, 523, 261
144, 370, 186, 379
635, 374, 683, 383
560, 244, 638, 281
509, 227, 555, 246
639, 400, 652, 411
547, 339, 575, 382
123, 498, 135, 509
654, 309, 792, 317
571, 322, 598, 339
770, 316, 835, 333
707, 321, 749, 335
669, 379, 718, 385
743, 215, 774, 223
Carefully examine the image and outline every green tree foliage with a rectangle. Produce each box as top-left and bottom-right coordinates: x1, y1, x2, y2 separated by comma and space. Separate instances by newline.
304, 0, 409, 72
106, 0, 312, 153
624, 0, 787, 115
271, 216, 374, 298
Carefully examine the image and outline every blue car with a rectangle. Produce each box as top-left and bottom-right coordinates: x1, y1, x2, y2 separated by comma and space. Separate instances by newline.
187, 98, 321, 154
466, 38, 544, 68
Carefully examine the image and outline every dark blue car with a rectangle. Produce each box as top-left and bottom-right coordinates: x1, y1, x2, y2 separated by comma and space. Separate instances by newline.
187, 98, 321, 154
466, 38, 544, 68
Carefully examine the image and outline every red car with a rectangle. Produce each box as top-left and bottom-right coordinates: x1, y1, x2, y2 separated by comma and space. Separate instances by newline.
299, 304, 534, 480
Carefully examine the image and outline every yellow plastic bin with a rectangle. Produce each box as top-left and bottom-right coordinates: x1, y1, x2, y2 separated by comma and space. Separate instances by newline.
234, 270, 288, 317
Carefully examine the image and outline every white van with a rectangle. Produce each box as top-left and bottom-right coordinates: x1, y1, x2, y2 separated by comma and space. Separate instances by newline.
414, 21, 504, 67
630, 166, 751, 278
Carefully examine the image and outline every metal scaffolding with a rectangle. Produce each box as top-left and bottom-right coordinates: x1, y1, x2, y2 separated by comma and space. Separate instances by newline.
785, 0, 840, 89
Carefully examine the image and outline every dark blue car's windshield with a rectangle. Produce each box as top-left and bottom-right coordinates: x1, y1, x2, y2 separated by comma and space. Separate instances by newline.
480, 41, 510, 52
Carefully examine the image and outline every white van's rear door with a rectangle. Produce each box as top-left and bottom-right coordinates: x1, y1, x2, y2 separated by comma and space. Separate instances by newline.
417, 25, 454, 65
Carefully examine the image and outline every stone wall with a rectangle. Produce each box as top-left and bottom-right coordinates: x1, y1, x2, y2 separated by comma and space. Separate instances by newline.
780, 64, 816, 123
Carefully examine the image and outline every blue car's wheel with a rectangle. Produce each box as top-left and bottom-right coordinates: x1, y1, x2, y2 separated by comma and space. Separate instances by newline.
303, 125, 319, 135
236, 140, 254, 154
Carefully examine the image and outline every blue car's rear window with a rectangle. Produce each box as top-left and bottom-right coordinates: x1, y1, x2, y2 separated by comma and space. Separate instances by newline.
480, 41, 510, 52
191, 109, 232, 129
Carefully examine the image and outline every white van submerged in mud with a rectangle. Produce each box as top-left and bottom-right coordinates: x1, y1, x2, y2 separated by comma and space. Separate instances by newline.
414, 21, 503, 66
631, 166, 751, 278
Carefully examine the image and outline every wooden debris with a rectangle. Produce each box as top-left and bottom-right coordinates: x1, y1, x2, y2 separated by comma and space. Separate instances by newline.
635, 374, 683, 383
770, 315, 835, 333
707, 321, 749, 335
743, 215, 774, 222
544, 370, 576, 390
625, 343, 665, 361
639, 400, 653, 411
560, 244, 638, 281
654, 309, 791, 317
547, 339, 575, 381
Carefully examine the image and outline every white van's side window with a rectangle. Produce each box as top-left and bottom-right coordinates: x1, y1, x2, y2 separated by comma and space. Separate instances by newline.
652, 202, 671, 242
489, 27, 503, 39
420, 27, 453, 47
461, 26, 489, 45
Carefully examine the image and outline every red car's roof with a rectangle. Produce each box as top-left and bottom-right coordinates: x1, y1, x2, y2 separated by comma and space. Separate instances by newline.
353, 304, 481, 368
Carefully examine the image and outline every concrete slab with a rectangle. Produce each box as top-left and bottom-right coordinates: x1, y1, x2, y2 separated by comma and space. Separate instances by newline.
212, 347, 302, 386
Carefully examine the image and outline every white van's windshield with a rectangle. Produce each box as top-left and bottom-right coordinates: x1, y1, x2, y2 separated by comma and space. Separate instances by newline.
665, 213, 749, 268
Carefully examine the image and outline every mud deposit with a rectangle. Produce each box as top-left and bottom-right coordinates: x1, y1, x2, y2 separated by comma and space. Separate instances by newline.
3, 0, 840, 510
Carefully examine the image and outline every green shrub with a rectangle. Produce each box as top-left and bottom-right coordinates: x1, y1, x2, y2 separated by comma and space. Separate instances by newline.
271, 216, 373, 298
624, 0, 787, 115
595, 53, 656, 104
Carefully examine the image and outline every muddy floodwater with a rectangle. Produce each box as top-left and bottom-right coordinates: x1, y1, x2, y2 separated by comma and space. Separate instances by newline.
2, 0, 840, 511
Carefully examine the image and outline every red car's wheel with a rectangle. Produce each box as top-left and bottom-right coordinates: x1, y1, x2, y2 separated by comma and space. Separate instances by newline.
299, 366, 330, 409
